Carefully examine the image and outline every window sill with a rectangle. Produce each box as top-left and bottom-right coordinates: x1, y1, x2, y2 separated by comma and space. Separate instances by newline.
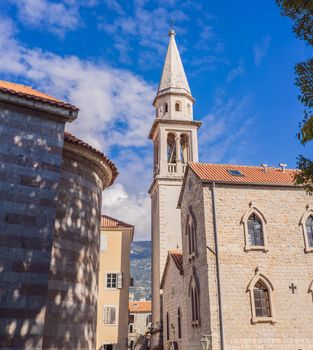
244, 245, 268, 252
251, 316, 275, 324
305, 247, 313, 253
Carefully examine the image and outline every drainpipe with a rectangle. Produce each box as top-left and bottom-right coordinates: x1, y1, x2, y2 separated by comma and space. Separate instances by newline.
210, 182, 225, 350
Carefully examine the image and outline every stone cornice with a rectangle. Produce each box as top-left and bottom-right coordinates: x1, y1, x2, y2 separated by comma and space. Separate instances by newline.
148, 118, 202, 139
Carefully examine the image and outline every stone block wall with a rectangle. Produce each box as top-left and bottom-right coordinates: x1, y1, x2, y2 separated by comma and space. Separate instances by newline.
42, 144, 104, 349
162, 259, 186, 350
0, 102, 66, 349
179, 170, 212, 350
209, 184, 313, 350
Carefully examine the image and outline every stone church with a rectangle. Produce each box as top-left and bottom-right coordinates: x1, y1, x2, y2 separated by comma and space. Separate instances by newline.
149, 30, 313, 350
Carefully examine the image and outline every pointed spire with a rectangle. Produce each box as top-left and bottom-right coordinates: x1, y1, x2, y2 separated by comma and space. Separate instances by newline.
156, 29, 192, 98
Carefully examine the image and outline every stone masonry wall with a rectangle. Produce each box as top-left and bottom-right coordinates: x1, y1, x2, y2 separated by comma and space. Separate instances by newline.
205, 184, 313, 350
0, 102, 65, 349
42, 147, 103, 349
179, 170, 212, 350
162, 259, 186, 350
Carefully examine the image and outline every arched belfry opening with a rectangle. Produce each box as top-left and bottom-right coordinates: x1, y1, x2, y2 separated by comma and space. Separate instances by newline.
180, 133, 189, 163
167, 133, 177, 163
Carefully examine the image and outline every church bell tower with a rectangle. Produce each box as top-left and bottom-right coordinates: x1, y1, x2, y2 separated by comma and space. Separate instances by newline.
148, 28, 201, 347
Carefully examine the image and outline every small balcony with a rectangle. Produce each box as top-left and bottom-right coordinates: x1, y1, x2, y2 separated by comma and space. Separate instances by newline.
168, 163, 177, 173
167, 162, 186, 175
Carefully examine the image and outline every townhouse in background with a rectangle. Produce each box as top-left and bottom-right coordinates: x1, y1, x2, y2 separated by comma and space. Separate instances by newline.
0, 81, 117, 349
128, 301, 152, 350
96, 215, 134, 350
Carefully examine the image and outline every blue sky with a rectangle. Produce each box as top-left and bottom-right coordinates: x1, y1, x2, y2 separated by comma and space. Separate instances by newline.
0, 0, 312, 240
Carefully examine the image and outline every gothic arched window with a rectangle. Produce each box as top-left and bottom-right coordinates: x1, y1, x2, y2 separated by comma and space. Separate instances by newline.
253, 280, 271, 317
248, 213, 264, 246
177, 307, 182, 338
305, 216, 313, 247
247, 270, 275, 323
186, 213, 197, 257
189, 278, 200, 325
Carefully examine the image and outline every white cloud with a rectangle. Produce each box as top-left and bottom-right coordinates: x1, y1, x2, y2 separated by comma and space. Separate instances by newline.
102, 184, 151, 241
253, 35, 271, 67
0, 16, 154, 240
7, 0, 96, 36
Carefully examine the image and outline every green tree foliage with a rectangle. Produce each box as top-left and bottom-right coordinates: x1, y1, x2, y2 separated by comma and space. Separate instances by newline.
276, 1, 313, 191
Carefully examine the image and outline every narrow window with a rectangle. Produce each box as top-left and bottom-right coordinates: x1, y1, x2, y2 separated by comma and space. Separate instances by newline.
175, 102, 181, 111
178, 307, 182, 338
166, 312, 170, 340
253, 281, 271, 317
248, 213, 264, 246
306, 216, 313, 247
103, 306, 117, 324
186, 214, 197, 256
194, 287, 199, 321
164, 103, 168, 113
190, 285, 200, 322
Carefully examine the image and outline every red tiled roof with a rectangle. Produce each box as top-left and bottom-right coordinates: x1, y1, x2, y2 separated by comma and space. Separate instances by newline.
189, 163, 299, 186
101, 214, 133, 229
169, 250, 183, 274
129, 301, 151, 313
0, 80, 78, 111
64, 132, 118, 184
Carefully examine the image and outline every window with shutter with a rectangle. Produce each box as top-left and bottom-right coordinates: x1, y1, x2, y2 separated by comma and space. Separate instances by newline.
103, 306, 117, 324
117, 272, 123, 289
100, 234, 108, 252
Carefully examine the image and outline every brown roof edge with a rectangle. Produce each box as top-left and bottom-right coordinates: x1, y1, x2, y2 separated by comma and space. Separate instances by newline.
0, 81, 78, 112
64, 132, 118, 185
101, 214, 134, 229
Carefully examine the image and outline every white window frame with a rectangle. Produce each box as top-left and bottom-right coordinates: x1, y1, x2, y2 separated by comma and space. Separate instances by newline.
105, 272, 123, 289
247, 269, 275, 324
300, 205, 313, 253
103, 305, 118, 325
241, 204, 268, 252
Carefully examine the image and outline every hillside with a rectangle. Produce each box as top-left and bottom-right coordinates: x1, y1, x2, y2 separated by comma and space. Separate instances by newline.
130, 240, 151, 301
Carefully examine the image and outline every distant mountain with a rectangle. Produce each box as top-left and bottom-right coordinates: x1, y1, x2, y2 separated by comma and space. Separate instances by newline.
130, 241, 151, 301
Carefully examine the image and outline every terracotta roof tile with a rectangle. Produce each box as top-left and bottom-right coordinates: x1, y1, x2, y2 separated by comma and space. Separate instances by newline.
189, 162, 299, 186
169, 250, 183, 274
129, 301, 151, 313
64, 132, 118, 185
101, 215, 133, 229
0, 80, 78, 111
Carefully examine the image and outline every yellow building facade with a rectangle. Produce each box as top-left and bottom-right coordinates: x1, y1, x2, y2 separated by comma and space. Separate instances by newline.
96, 215, 134, 350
